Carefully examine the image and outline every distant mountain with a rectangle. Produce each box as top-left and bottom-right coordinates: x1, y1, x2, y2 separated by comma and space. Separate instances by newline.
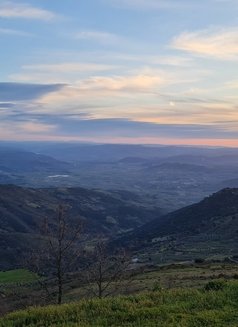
118, 157, 150, 164
36, 144, 172, 162
115, 188, 238, 261
144, 162, 213, 173
216, 178, 238, 189
0, 185, 162, 269
17, 143, 238, 163
1, 144, 238, 214
158, 154, 238, 167
0, 147, 70, 173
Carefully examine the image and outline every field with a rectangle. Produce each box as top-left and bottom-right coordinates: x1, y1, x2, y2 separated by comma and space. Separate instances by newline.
64, 262, 238, 301
0, 270, 37, 285
1, 263, 238, 315
1, 280, 238, 326
0, 269, 39, 316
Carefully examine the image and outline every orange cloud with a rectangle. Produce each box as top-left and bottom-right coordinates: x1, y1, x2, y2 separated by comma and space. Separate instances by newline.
172, 27, 238, 60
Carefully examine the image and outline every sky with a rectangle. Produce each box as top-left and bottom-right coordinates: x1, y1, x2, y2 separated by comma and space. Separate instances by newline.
0, 0, 238, 146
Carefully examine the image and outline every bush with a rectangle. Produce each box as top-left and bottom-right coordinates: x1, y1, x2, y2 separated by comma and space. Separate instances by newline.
194, 258, 205, 264
152, 280, 162, 292
204, 280, 226, 291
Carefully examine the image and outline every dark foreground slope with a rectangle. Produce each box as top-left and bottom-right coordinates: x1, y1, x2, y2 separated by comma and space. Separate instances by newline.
0, 185, 162, 269
1, 281, 238, 327
115, 188, 238, 261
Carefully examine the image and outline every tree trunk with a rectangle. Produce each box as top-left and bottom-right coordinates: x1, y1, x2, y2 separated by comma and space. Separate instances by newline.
57, 277, 62, 305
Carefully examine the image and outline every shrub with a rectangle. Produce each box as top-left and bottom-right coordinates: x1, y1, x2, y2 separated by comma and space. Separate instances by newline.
194, 258, 205, 264
152, 280, 162, 292
204, 280, 226, 291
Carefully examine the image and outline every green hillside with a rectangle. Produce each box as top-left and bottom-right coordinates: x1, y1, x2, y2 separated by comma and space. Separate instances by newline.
113, 188, 238, 262
0, 269, 37, 285
118, 188, 238, 245
0, 185, 162, 270
1, 281, 238, 327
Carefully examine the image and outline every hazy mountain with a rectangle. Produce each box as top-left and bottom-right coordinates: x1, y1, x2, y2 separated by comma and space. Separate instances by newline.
216, 178, 238, 189
114, 188, 238, 262
143, 162, 213, 173
0, 185, 162, 269
30, 144, 181, 162
157, 154, 238, 167
1, 143, 238, 213
0, 147, 70, 173
6, 142, 238, 163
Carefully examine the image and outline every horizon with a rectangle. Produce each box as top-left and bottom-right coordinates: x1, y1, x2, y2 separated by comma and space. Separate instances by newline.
1, 1, 238, 146
1, 140, 238, 150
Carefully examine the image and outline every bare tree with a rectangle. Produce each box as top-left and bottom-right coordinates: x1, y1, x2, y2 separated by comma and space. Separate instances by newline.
85, 241, 131, 298
28, 204, 83, 305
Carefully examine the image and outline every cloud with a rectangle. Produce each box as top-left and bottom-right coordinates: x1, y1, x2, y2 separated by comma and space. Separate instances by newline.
8, 70, 168, 108
1, 100, 238, 145
0, 28, 33, 37
28, 83, 238, 126
8, 53, 195, 84
9, 65, 214, 121
0, 120, 58, 141
0, 82, 64, 101
0, 1, 59, 21
9, 62, 119, 84
172, 27, 238, 60
19, 121, 57, 133
22, 62, 118, 73
151, 56, 193, 67
2, 116, 238, 143
77, 73, 165, 92
33, 72, 167, 115
73, 30, 123, 45
225, 80, 238, 89
0, 102, 16, 108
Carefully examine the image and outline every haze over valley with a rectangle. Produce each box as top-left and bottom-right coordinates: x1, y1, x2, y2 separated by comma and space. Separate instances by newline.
1, 143, 238, 210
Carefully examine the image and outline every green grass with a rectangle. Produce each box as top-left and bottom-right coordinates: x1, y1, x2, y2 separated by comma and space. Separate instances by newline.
64, 262, 238, 302
1, 281, 238, 326
0, 269, 37, 285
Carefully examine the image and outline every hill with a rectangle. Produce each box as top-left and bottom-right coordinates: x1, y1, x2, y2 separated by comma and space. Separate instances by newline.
15, 142, 238, 163
0, 185, 162, 269
0, 147, 70, 173
1, 281, 238, 326
115, 188, 238, 262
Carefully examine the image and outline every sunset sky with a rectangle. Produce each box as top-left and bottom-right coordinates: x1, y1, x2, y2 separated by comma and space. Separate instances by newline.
1, 0, 238, 146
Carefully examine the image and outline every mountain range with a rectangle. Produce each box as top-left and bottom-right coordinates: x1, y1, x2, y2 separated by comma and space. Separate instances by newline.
114, 188, 238, 263
1, 144, 238, 212
1, 184, 238, 269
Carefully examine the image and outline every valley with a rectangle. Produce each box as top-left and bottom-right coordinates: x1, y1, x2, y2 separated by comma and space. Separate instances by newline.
1, 143, 238, 325
1, 0, 237, 323
1, 143, 238, 211
0, 184, 162, 270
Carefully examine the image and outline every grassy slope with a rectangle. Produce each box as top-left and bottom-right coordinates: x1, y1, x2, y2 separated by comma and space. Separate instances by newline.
65, 263, 238, 303
1, 282, 238, 327
0, 269, 37, 285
